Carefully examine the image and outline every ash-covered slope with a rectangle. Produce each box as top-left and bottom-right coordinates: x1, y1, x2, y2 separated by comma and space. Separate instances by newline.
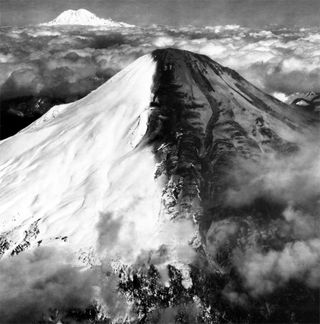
0, 49, 318, 323
147, 48, 317, 244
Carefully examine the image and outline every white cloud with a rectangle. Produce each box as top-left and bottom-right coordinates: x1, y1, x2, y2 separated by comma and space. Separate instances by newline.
1, 24, 320, 103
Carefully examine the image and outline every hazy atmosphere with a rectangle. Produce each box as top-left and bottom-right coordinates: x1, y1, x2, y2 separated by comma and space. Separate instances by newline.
1, 0, 320, 27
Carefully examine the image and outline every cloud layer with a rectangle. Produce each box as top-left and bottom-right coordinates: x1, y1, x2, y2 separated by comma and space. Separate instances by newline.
0, 245, 132, 323
1, 24, 320, 104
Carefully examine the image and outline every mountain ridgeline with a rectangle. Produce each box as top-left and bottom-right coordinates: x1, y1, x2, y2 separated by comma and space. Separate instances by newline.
121, 49, 319, 323
146, 48, 316, 238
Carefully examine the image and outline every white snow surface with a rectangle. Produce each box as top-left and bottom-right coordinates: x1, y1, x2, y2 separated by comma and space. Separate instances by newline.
0, 55, 172, 264
0, 54, 196, 268
41, 9, 134, 27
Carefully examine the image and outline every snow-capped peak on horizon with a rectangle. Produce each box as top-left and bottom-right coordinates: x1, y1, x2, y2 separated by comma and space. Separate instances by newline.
40, 8, 134, 27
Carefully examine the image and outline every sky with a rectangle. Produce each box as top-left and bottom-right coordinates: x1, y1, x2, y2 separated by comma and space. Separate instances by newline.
1, 0, 320, 27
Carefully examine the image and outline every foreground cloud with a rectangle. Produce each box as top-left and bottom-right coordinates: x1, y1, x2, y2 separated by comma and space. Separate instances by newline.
0, 245, 131, 323
209, 134, 320, 297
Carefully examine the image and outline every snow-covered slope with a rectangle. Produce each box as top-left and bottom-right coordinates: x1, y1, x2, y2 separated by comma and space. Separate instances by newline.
41, 9, 134, 27
0, 51, 200, 270
0, 55, 162, 262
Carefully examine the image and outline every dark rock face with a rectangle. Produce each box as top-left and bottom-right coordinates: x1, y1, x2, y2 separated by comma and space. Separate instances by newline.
147, 48, 313, 239
122, 48, 320, 323
290, 92, 320, 114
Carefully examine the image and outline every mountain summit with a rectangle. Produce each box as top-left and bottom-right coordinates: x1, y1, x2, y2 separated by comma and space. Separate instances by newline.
41, 9, 134, 27
0, 49, 318, 323
0, 46, 317, 266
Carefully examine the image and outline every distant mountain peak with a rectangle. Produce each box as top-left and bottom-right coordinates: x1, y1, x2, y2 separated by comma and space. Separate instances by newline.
41, 8, 134, 27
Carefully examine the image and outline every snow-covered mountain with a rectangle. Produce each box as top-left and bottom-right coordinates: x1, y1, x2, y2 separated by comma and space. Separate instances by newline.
41, 9, 134, 27
0, 49, 318, 323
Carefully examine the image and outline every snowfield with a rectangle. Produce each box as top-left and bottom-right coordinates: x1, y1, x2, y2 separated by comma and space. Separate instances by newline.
41, 9, 134, 27
0, 55, 162, 261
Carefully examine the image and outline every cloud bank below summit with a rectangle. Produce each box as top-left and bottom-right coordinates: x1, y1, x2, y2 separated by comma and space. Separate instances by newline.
1, 24, 320, 104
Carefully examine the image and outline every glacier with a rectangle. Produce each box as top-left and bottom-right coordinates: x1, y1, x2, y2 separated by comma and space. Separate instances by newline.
41, 9, 134, 28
